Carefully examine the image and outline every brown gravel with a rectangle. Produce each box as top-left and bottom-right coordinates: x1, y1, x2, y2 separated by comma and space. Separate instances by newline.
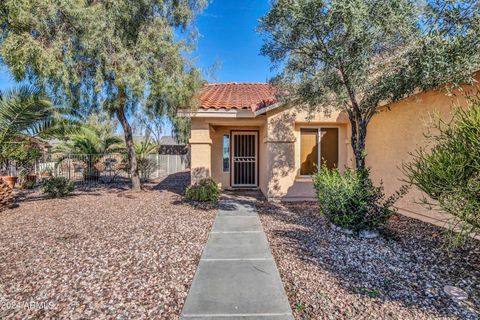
257, 201, 480, 320
0, 172, 216, 319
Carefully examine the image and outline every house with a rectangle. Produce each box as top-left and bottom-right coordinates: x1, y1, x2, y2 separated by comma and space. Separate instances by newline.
182, 77, 479, 221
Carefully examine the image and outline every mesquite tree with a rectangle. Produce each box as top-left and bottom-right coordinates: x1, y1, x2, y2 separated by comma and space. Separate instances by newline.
259, 0, 480, 171
0, 0, 206, 190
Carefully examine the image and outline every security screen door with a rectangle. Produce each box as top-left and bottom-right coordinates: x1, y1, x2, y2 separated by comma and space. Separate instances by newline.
231, 131, 258, 187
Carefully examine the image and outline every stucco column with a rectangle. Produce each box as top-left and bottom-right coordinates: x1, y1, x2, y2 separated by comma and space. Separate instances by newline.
265, 108, 297, 200
189, 120, 212, 184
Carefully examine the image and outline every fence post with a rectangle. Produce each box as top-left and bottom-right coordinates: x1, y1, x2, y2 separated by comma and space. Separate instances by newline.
167, 154, 170, 175
175, 154, 178, 174
68, 154, 71, 180
156, 153, 159, 179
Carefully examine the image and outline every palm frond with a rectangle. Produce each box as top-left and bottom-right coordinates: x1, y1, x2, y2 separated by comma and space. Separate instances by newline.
0, 85, 81, 144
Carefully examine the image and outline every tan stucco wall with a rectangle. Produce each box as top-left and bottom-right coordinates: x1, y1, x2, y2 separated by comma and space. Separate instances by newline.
210, 125, 263, 189
190, 117, 267, 189
189, 119, 212, 183
366, 85, 479, 216
264, 106, 350, 200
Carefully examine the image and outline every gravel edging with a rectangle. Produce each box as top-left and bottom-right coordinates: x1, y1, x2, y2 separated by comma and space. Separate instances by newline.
0, 173, 216, 319
257, 201, 480, 320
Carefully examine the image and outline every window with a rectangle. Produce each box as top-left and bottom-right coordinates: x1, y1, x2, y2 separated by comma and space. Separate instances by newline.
300, 128, 339, 175
300, 129, 318, 175
223, 134, 230, 172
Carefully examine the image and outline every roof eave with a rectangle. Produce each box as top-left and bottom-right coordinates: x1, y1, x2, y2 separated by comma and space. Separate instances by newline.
178, 108, 257, 118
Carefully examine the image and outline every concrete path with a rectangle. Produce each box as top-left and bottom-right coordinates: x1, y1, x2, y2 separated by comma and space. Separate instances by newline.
180, 196, 293, 320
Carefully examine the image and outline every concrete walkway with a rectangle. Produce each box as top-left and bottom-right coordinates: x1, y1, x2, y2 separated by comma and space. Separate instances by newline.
180, 195, 293, 320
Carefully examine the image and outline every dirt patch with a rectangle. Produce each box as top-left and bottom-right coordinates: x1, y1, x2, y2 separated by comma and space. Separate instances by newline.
0, 173, 215, 319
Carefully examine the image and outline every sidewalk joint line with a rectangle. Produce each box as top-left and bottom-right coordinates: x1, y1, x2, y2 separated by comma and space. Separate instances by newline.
210, 231, 262, 234
202, 258, 273, 261
182, 313, 292, 317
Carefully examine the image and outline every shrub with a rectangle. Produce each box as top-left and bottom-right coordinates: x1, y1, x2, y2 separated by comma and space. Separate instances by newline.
185, 178, 219, 202
313, 166, 407, 232
404, 98, 480, 245
41, 177, 74, 198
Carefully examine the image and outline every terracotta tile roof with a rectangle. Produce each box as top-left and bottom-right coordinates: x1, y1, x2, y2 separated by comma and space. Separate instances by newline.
198, 82, 277, 112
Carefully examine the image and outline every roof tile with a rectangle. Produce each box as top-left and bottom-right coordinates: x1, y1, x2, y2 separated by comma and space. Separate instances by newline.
198, 82, 277, 112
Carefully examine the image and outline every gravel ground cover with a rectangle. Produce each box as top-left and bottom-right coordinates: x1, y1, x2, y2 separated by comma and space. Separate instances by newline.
257, 201, 480, 320
0, 172, 216, 319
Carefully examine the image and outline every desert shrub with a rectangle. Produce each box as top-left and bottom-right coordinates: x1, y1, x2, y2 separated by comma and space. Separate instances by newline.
186, 178, 219, 202
21, 178, 36, 190
138, 157, 156, 181
313, 166, 407, 232
404, 99, 480, 245
41, 177, 74, 198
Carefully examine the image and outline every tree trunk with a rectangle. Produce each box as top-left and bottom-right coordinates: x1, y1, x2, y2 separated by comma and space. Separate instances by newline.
339, 66, 369, 172
348, 115, 368, 171
115, 103, 142, 191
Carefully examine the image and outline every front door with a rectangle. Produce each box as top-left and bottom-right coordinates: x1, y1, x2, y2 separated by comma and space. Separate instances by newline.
231, 131, 258, 187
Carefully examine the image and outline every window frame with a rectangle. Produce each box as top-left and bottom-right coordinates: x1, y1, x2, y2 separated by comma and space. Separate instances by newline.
299, 126, 340, 177
222, 134, 230, 172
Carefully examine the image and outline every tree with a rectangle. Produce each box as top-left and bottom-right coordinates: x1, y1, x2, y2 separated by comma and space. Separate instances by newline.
0, 0, 206, 190
259, 0, 480, 171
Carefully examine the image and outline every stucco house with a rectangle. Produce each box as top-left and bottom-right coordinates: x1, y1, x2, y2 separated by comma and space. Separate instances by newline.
181, 77, 479, 221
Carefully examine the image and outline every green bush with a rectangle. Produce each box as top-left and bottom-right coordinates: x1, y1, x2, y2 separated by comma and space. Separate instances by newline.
41, 177, 74, 198
186, 178, 220, 202
313, 166, 407, 232
404, 98, 480, 245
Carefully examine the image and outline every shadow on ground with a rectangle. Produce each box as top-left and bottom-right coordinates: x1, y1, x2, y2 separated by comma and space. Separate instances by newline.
153, 171, 190, 195
257, 200, 480, 319
152, 171, 218, 211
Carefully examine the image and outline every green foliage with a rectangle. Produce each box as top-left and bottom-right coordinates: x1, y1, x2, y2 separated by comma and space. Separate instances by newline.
21, 178, 36, 190
313, 166, 408, 232
259, 0, 479, 169
294, 302, 307, 313
2, 142, 42, 177
125, 138, 158, 181
403, 97, 480, 245
0, 85, 78, 165
186, 178, 220, 202
41, 177, 74, 198
356, 287, 381, 298
56, 114, 124, 156
0, 85, 78, 177
55, 115, 124, 181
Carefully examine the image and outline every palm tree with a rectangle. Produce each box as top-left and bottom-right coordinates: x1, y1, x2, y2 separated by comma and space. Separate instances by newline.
0, 85, 77, 149
0, 85, 78, 209
133, 138, 158, 181
55, 123, 124, 181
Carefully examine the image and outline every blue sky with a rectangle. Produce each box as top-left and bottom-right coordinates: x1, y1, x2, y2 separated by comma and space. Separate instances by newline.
194, 0, 274, 83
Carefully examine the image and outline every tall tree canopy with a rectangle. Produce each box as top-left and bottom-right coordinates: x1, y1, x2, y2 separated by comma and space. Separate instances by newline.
0, 0, 206, 190
259, 0, 480, 170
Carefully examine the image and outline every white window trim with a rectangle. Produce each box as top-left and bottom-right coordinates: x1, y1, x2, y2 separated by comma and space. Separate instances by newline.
222, 134, 230, 173
299, 126, 340, 177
